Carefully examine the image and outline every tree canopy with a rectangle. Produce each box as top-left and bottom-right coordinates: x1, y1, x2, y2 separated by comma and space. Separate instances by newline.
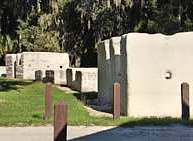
1, 0, 193, 66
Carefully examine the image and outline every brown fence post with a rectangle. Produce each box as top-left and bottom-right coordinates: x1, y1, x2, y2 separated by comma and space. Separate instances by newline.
113, 82, 121, 119
45, 82, 52, 120
54, 101, 68, 141
181, 82, 190, 120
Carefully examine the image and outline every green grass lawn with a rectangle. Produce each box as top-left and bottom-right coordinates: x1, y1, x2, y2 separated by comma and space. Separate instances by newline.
0, 77, 190, 126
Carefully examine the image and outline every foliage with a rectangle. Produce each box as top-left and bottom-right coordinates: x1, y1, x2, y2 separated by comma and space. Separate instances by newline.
58, 0, 193, 66
17, 8, 60, 52
0, 0, 61, 63
1, 0, 193, 66
0, 35, 14, 56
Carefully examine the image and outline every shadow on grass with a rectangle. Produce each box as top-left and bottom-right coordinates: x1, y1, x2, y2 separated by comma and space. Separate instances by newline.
0, 78, 33, 92
73, 92, 98, 105
73, 93, 82, 100
73, 92, 113, 114
32, 114, 44, 119
68, 118, 193, 141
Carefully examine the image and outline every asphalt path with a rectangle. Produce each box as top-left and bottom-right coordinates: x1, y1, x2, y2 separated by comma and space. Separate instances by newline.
1, 125, 193, 141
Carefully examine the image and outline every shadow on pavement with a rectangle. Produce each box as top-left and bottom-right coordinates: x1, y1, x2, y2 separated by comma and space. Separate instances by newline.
68, 123, 193, 141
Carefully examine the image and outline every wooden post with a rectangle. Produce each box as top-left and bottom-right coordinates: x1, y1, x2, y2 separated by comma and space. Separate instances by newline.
45, 82, 52, 120
54, 101, 68, 141
113, 82, 121, 119
181, 82, 190, 120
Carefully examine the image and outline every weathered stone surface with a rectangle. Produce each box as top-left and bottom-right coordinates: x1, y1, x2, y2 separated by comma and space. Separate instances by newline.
66, 68, 73, 87
54, 70, 66, 85
67, 68, 85, 88
5, 54, 17, 78
120, 34, 128, 115
74, 68, 98, 93
22, 52, 69, 81
122, 33, 183, 118
0, 66, 6, 77
5, 52, 69, 85
16, 53, 23, 79
66, 68, 98, 92
98, 37, 121, 107
98, 32, 193, 118
110, 37, 122, 84
97, 40, 112, 106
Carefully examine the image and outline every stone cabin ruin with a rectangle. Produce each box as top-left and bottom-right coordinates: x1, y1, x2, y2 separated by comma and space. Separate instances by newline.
6, 52, 69, 85
98, 32, 193, 118
66, 68, 98, 93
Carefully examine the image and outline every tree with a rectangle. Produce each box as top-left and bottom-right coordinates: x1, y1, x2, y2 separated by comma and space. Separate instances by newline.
2, 0, 193, 66
59, 0, 133, 67
17, 8, 60, 52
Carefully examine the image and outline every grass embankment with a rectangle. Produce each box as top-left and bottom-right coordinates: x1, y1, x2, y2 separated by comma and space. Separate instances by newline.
0, 77, 189, 126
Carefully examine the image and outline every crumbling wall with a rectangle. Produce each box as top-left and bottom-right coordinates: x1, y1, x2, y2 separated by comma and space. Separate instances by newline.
16, 53, 23, 79
66, 68, 73, 87
21, 52, 69, 84
75, 68, 98, 93
97, 40, 112, 105
98, 32, 193, 118
97, 37, 122, 108
54, 70, 66, 85
123, 33, 193, 118
5, 54, 17, 78
66, 68, 85, 88
5, 52, 70, 85
66, 67, 98, 92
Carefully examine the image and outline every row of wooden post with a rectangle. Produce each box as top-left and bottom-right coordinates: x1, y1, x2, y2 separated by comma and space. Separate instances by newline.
113, 82, 191, 120
45, 82, 68, 141
44, 82, 121, 141
46, 82, 190, 141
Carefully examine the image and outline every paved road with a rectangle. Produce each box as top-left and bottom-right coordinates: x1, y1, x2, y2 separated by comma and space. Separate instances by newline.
1, 125, 193, 141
